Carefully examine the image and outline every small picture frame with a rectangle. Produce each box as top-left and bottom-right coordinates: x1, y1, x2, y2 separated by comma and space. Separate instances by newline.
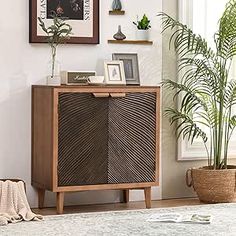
104, 61, 126, 85
112, 53, 140, 85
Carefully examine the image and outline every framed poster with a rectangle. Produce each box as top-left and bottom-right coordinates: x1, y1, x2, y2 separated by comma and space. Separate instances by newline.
29, 0, 99, 44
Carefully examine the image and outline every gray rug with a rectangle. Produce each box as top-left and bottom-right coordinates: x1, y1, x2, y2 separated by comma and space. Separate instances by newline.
1, 203, 236, 236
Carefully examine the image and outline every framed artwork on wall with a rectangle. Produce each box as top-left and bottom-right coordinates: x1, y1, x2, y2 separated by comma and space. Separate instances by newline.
29, 0, 99, 44
104, 61, 126, 85
112, 53, 140, 85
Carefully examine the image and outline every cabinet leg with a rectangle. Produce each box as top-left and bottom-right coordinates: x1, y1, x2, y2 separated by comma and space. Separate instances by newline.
144, 187, 151, 209
57, 192, 65, 214
123, 189, 129, 203
38, 188, 45, 209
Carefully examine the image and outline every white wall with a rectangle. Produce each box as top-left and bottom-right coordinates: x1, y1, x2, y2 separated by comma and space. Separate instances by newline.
0, 0, 162, 207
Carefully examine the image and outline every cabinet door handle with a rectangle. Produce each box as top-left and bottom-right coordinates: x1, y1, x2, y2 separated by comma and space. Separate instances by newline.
92, 93, 110, 98
110, 93, 126, 98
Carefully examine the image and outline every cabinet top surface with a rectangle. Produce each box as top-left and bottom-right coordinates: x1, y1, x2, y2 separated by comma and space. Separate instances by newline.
32, 85, 161, 89
32, 85, 161, 94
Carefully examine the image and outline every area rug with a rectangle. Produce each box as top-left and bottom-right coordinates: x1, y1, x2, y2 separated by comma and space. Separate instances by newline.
1, 203, 236, 236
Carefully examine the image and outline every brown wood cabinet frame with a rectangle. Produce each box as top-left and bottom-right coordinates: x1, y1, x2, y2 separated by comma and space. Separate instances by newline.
32, 86, 160, 213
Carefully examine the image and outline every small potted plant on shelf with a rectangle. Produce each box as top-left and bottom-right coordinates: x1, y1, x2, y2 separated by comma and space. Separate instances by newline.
160, 0, 236, 203
38, 12, 72, 85
133, 14, 151, 40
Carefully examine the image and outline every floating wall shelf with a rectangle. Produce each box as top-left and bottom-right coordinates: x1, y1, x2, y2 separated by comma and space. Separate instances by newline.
109, 10, 125, 15
107, 40, 153, 45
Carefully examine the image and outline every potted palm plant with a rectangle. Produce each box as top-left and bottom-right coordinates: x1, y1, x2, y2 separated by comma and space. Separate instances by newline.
161, 0, 236, 203
38, 12, 72, 85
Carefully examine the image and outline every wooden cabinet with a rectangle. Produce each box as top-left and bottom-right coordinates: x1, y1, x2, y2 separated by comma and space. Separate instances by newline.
32, 86, 160, 213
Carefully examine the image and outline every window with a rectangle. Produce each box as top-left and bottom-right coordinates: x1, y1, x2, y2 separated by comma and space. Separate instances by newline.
178, 0, 236, 160
179, 0, 227, 38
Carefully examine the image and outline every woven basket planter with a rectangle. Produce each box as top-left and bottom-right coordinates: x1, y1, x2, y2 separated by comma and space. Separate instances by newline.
186, 166, 236, 203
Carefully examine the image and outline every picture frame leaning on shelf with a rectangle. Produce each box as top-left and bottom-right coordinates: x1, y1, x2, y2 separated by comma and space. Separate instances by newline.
112, 53, 140, 85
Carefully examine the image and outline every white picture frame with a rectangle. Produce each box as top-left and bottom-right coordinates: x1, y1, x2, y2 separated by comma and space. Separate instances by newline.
104, 61, 126, 85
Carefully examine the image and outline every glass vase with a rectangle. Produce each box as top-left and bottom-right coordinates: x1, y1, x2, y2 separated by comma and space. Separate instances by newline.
46, 59, 61, 86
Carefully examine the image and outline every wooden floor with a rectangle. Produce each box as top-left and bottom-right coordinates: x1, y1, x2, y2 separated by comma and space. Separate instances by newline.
33, 198, 201, 216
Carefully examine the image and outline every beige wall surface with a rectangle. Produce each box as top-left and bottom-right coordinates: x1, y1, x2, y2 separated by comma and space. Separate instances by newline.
0, 0, 162, 208
161, 0, 205, 199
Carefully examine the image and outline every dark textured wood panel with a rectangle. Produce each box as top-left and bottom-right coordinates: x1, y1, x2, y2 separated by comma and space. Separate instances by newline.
57, 91, 157, 187
108, 93, 156, 183
58, 93, 109, 186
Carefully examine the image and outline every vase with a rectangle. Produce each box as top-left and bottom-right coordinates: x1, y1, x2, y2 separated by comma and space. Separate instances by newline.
135, 30, 149, 41
46, 59, 61, 86
112, 0, 122, 11
113, 25, 126, 40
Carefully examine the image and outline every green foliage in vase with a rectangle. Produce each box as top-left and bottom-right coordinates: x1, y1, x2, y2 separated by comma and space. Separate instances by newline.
133, 14, 151, 30
38, 12, 72, 78
160, 0, 236, 169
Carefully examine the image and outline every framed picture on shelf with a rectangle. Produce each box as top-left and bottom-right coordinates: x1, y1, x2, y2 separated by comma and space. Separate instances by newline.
104, 61, 126, 85
112, 53, 140, 85
29, 0, 99, 44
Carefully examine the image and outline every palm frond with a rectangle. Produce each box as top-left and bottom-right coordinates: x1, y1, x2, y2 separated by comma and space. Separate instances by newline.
216, 0, 236, 59
224, 79, 236, 107
158, 12, 216, 60
165, 108, 208, 144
